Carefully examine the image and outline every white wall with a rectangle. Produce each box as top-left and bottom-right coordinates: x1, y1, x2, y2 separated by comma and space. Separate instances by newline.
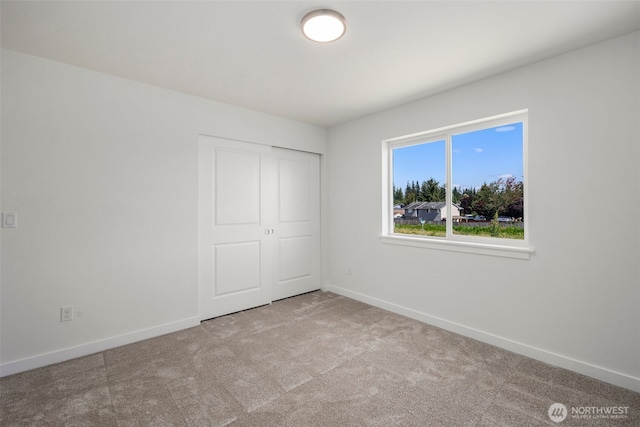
326, 32, 640, 391
0, 49, 327, 375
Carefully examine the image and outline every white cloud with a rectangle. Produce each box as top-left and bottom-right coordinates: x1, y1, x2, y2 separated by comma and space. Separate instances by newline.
452, 149, 461, 154
474, 148, 483, 153
495, 125, 515, 132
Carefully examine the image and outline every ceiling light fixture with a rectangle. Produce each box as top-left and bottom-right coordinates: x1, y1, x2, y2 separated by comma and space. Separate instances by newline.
301, 9, 346, 43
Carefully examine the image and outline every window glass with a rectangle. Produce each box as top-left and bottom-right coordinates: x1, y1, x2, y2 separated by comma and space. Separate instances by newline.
387, 111, 527, 245
451, 122, 524, 239
393, 140, 446, 237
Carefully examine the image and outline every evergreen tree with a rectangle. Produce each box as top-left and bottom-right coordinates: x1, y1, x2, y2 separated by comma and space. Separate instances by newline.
424, 178, 442, 202
393, 185, 404, 205
472, 182, 500, 219
452, 187, 462, 205
412, 181, 421, 201
404, 181, 416, 204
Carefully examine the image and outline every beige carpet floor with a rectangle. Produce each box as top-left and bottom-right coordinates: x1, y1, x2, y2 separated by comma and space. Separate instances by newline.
1, 291, 638, 426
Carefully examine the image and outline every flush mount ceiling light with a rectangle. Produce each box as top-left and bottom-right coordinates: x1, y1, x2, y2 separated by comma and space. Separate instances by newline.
301, 9, 346, 43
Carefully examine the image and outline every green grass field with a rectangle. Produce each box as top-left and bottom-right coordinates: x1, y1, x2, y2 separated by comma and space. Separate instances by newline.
394, 223, 524, 239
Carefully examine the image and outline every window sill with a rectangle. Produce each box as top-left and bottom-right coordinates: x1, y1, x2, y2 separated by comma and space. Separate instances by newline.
380, 234, 534, 260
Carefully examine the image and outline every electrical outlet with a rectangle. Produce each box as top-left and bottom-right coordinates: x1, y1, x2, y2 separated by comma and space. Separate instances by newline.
60, 306, 73, 322
2, 212, 17, 228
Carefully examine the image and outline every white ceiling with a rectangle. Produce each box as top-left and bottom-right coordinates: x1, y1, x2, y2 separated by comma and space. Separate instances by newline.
2, 1, 639, 127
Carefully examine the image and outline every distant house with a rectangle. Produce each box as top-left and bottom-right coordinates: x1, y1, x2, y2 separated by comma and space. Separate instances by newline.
393, 204, 405, 218
403, 201, 460, 222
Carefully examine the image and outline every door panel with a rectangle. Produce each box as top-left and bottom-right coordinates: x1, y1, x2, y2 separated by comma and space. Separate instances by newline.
278, 236, 312, 282
272, 148, 321, 301
214, 149, 261, 226
278, 157, 311, 222
199, 136, 272, 319
214, 241, 261, 295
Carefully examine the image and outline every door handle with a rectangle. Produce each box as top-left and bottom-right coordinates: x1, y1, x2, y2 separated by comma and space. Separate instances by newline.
264, 229, 275, 235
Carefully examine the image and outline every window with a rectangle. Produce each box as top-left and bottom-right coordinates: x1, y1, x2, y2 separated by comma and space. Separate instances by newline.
382, 110, 532, 259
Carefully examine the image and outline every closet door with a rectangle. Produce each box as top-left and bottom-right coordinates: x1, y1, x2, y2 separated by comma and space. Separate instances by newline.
198, 136, 321, 319
271, 148, 321, 300
198, 136, 274, 320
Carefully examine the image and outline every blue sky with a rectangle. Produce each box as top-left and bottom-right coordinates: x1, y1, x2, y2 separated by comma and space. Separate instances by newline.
393, 122, 523, 191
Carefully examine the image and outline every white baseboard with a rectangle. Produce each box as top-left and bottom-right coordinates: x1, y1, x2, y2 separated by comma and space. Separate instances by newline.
324, 284, 640, 393
0, 316, 201, 377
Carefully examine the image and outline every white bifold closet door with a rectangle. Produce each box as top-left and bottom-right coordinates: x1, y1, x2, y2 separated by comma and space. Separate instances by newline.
198, 135, 320, 320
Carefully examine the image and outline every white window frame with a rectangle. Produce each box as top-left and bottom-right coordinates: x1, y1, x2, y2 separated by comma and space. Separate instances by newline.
381, 110, 533, 259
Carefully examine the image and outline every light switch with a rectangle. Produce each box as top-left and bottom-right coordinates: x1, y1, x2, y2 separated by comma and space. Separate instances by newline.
2, 212, 17, 228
